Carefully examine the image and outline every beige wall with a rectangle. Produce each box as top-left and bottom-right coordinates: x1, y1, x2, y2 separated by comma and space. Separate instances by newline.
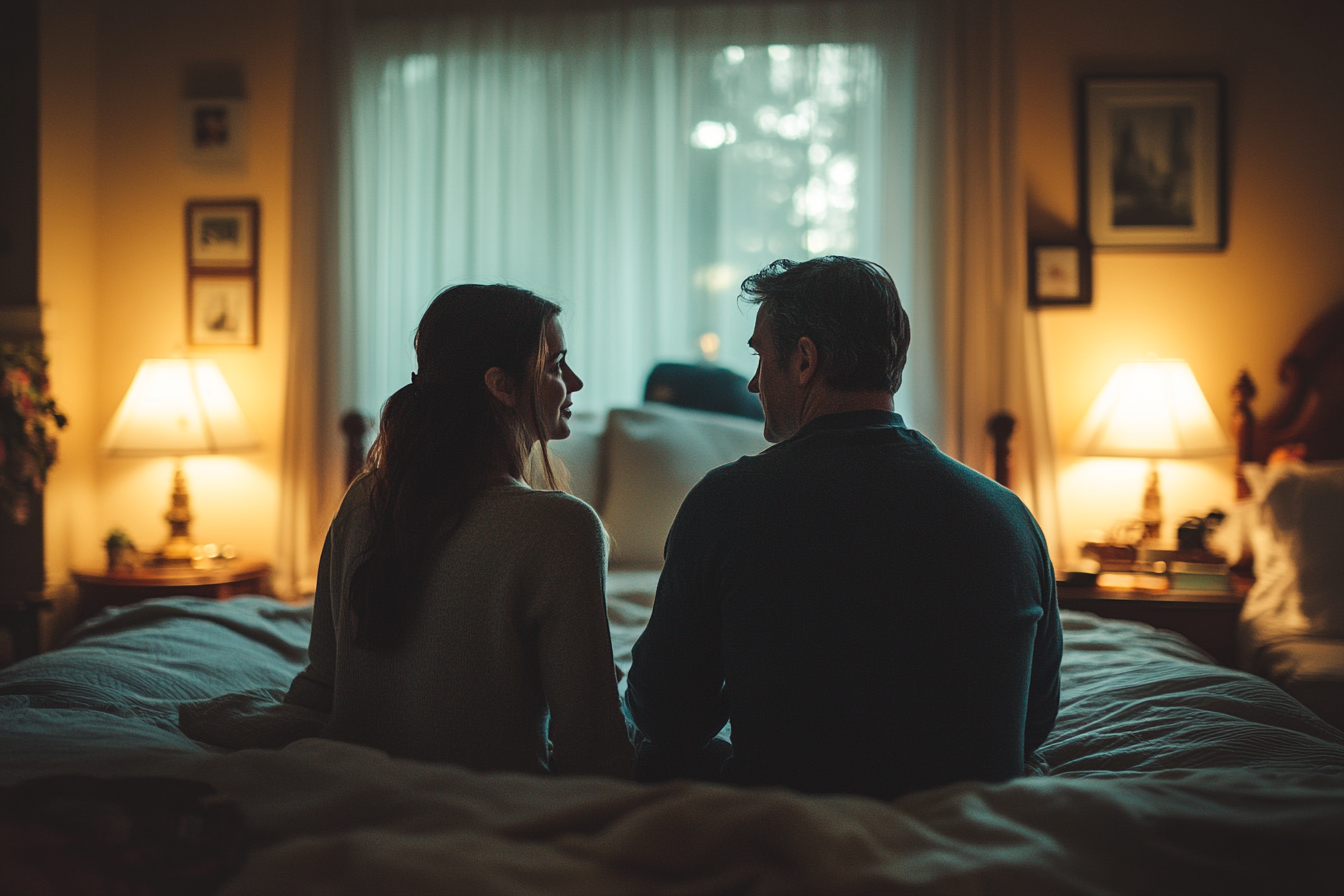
1017, 0, 1344, 564
40, 0, 299, 634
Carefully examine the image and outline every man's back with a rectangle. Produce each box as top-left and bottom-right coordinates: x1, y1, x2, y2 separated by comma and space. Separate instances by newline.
625, 410, 1061, 799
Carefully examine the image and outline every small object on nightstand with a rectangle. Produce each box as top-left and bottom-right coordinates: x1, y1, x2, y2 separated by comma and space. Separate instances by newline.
1176, 509, 1226, 552
1095, 571, 1169, 591
1081, 542, 1138, 569
1167, 561, 1233, 594
103, 527, 139, 571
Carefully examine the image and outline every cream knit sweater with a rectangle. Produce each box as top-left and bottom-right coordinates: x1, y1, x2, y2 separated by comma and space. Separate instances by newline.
285, 476, 633, 778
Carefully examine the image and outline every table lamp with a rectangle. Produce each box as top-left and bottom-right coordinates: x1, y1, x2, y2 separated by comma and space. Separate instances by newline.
101, 359, 259, 563
1073, 358, 1230, 542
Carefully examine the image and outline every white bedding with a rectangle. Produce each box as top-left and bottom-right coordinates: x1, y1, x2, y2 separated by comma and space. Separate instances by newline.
2, 591, 1342, 894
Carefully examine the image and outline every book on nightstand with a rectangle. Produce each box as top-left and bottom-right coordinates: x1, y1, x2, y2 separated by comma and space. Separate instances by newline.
1081, 544, 1234, 594
1166, 561, 1233, 593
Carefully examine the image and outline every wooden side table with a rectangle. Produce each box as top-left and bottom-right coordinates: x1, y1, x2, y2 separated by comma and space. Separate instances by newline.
1057, 581, 1246, 667
71, 561, 273, 621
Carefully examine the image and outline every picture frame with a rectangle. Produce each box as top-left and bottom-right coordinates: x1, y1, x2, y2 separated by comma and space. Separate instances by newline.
1028, 239, 1092, 307
186, 199, 258, 269
178, 98, 249, 167
189, 274, 257, 346
1081, 76, 1225, 250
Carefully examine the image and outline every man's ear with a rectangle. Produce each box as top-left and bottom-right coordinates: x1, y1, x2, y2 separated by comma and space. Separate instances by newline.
794, 336, 820, 387
484, 367, 518, 407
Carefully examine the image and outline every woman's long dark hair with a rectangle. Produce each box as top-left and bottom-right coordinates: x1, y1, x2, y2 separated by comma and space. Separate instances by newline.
349, 284, 562, 650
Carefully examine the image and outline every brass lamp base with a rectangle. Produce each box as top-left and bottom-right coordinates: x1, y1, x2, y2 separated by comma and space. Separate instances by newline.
157, 460, 197, 566
1140, 460, 1162, 542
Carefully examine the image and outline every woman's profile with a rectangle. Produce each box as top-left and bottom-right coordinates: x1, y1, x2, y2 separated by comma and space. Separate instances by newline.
284, 284, 632, 777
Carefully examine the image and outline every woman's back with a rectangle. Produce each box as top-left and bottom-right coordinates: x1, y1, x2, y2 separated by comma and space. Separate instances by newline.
288, 476, 632, 777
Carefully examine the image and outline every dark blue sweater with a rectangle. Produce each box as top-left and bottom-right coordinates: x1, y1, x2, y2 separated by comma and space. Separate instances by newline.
625, 410, 1061, 799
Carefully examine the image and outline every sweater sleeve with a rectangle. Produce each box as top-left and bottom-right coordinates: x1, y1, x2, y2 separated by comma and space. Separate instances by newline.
624, 478, 729, 775
1024, 544, 1063, 755
530, 495, 634, 778
284, 527, 336, 712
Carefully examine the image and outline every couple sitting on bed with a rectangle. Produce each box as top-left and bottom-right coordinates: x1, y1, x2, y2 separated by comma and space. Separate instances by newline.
284, 256, 1062, 800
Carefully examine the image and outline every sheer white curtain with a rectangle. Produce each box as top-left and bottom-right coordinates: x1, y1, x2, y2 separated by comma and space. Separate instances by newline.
337, 2, 922, 421
913, 0, 1061, 559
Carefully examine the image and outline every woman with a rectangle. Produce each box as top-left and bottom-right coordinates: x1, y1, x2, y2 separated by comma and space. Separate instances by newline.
284, 284, 632, 777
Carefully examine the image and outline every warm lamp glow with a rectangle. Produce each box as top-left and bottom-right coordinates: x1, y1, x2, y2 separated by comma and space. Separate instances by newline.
1073, 359, 1229, 458
102, 359, 258, 456
1073, 359, 1230, 542
102, 359, 258, 562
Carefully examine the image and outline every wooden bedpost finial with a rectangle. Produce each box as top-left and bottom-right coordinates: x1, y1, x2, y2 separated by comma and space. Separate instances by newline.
1231, 370, 1257, 500
987, 412, 1016, 489
1232, 369, 1257, 409
341, 410, 371, 485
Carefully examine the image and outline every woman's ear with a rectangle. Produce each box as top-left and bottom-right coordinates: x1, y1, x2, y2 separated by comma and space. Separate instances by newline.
484, 367, 518, 408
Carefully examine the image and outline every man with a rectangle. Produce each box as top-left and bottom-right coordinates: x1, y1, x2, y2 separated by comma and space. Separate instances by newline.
624, 256, 1061, 800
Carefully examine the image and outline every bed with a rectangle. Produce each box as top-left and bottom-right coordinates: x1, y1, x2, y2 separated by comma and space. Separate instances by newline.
5, 348, 1344, 894
2, 585, 1342, 894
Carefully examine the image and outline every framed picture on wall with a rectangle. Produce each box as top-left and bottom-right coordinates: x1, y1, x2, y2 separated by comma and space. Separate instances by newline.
186, 199, 258, 269
1028, 239, 1092, 307
189, 274, 257, 346
1081, 76, 1225, 250
178, 98, 249, 167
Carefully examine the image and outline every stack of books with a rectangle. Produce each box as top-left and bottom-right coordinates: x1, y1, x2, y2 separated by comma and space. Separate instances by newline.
1080, 543, 1233, 594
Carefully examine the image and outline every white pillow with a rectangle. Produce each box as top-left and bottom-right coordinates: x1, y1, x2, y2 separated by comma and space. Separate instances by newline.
543, 411, 604, 508
601, 403, 769, 568
1242, 461, 1344, 638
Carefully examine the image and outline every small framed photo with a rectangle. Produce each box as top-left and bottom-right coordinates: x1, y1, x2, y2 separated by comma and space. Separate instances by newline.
1081, 76, 1225, 250
1028, 240, 1092, 307
189, 274, 257, 346
179, 98, 248, 166
186, 199, 258, 269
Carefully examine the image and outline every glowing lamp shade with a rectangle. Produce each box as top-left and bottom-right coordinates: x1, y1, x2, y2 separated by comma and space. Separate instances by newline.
102, 359, 258, 457
102, 359, 258, 562
1073, 359, 1229, 459
1073, 358, 1229, 542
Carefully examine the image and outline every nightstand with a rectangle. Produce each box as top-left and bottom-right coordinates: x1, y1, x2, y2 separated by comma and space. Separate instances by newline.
1057, 581, 1246, 667
71, 561, 272, 621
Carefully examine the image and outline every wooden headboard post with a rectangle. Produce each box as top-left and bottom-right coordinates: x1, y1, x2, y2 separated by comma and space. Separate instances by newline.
341, 410, 371, 486
1231, 370, 1257, 500
1229, 300, 1344, 501
987, 412, 1015, 489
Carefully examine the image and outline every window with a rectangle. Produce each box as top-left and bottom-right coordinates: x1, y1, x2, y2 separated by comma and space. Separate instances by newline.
687, 42, 882, 375
341, 5, 912, 418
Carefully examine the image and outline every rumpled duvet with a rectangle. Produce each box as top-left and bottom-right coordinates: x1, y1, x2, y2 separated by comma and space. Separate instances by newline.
2, 590, 1342, 895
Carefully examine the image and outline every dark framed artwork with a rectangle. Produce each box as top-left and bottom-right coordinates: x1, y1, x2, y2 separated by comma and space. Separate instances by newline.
1028, 239, 1092, 307
178, 98, 248, 167
188, 274, 257, 346
1081, 76, 1225, 250
185, 199, 260, 346
186, 199, 258, 269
